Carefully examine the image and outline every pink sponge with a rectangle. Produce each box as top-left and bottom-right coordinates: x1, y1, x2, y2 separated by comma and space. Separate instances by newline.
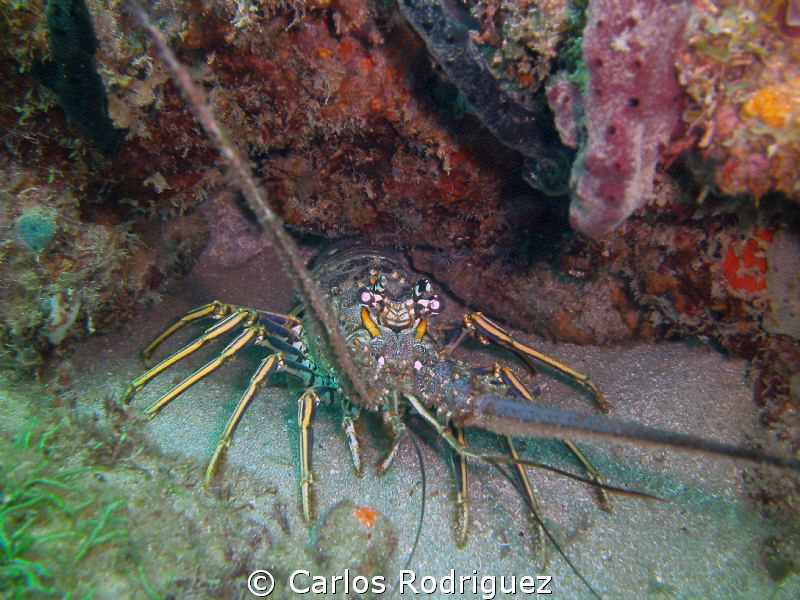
568, 0, 690, 237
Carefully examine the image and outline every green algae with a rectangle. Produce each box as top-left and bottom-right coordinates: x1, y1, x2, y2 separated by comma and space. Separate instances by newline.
0, 419, 129, 598
13, 209, 58, 254
0, 375, 401, 599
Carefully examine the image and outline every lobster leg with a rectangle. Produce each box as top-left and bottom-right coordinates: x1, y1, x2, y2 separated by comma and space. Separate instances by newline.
466, 364, 545, 554
563, 440, 612, 512
298, 388, 321, 523
144, 326, 264, 417
456, 367, 546, 553
204, 353, 286, 488
500, 366, 612, 512
503, 436, 546, 559
122, 308, 257, 403
459, 312, 608, 413
341, 399, 364, 477
376, 391, 408, 474
142, 301, 230, 363
451, 425, 470, 548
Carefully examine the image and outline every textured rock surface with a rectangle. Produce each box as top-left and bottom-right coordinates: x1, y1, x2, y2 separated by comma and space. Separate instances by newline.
0, 174, 207, 374
765, 230, 800, 339
677, 0, 800, 201
396, 0, 571, 195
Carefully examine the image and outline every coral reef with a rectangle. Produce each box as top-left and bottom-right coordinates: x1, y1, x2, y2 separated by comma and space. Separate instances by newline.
0, 175, 208, 375
0, 0, 208, 375
1, 0, 796, 275
545, 0, 800, 235
0, 0, 529, 258
677, 0, 800, 201
415, 174, 799, 356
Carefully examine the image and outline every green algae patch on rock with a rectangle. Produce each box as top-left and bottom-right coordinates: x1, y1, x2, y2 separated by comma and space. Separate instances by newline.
14, 208, 58, 253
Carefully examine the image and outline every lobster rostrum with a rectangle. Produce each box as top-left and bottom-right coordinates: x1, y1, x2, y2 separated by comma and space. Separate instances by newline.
122, 2, 800, 596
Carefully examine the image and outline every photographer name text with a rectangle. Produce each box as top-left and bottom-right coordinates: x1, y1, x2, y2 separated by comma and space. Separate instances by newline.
247, 568, 552, 597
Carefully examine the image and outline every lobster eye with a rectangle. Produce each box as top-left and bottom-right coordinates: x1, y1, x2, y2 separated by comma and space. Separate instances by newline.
357, 287, 376, 306
373, 275, 387, 294
414, 278, 432, 298
427, 295, 443, 316
416, 294, 443, 316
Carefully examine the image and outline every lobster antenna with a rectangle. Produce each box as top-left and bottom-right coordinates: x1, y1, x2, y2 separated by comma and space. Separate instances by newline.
483, 456, 663, 499
125, 0, 370, 407
467, 397, 800, 472
405, 433, 427, 573
487, 460, 603, 600
385, 433, 427, 599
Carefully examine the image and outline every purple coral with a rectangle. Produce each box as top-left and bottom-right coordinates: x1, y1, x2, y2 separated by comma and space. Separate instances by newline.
567, 0, 690, 237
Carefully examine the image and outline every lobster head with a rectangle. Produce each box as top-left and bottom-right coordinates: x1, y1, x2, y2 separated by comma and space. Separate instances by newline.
357, 274, 443, 333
